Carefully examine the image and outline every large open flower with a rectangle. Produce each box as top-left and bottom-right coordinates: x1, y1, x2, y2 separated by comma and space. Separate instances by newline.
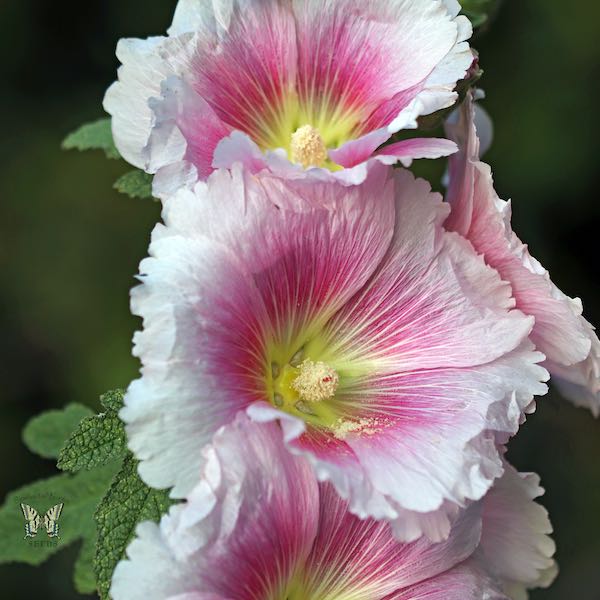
111, 415, 556, 600
104, 0, 472, 195
445, 93, 600, 417
123, 163, 548, 541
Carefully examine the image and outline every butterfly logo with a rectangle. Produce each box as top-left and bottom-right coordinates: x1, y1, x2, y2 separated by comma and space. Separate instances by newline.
20, 503, 64, 539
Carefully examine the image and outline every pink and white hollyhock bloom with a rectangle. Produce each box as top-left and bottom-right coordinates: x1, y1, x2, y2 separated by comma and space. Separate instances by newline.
103, 0, 473, 196
122, 163, 548, 541
445, 93, 600, 417
111, 415, 556, 600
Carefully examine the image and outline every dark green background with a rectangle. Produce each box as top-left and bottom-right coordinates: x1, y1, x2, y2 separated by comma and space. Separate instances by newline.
1, 0, 599, 597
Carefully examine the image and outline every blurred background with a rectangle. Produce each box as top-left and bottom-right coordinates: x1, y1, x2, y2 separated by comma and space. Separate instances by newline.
1, 0, 599, 598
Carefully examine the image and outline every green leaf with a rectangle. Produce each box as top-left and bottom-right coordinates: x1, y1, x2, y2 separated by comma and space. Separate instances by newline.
95, 454, 174, 599
73, 536, 98, 594
62, 118, 120, 160
99, 389, 125, 412
58, 390, 127, 473
0, 461, 121, 567
22, 403, 94, 459
114, 170, 154, 199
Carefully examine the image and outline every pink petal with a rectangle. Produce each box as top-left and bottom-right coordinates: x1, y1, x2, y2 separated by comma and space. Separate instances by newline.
123, 165, 396, 497
329, 128, 391, 168
476, 461, 558, 597
376, 137, 458, 167
445, 93, 600, 415
111, 415, 319, 600
388, 562, 508, 600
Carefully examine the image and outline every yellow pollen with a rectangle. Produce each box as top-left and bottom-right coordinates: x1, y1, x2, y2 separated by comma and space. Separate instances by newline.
290, 125, 328, 168
291, 359, 339, 403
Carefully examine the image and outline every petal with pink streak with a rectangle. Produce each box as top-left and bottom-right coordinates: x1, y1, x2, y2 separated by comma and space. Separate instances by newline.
324, 170, 533, 371
376, 136, 458, 167
111, 415, 320, 600
476, 461, 558, 599
445, 93, 600, 415
299, 484, 482, 597
106, 0, 473, 186
387, 562, 508, 600
187, 0, 298, 146
122, 166, 396, 497
329, 128, 391, 168
113, 413, 491, 600
249, 170, 547, 542
149, 77, 232, 180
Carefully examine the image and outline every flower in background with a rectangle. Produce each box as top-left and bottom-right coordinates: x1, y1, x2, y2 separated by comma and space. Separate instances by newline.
122, 163, 548, 541
104, 0, 473, 196
111, 414, 556, 600
445, 92, 600, 417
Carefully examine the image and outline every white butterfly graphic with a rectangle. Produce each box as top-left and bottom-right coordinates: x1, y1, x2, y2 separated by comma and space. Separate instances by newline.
20, 503, 64, 539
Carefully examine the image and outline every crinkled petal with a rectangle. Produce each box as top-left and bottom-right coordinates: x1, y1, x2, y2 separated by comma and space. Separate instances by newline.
107, 0, 472, 186
111, 415, 319, 600
103, 35, 197, 170
476, 461, 558, 599
387, 561, 509, 600
114, 413, 489, 600
250, 170, 547, 542
445, 93, 599, 415
123, 165, 395, 496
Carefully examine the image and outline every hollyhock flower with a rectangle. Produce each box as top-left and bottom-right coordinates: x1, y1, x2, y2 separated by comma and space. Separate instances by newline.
103, 0, 473, 196
122, 162, 548, 541
445, 93, 600, 416
111, 414, 556, 600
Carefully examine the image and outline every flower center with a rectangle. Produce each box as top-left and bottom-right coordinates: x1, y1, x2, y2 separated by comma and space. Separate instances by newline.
290, 125, 328, 168
292, 359, 339, 403
268, 346, 341, 428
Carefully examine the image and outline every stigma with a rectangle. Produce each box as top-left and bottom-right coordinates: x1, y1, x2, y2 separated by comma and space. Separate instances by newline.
292, 359, 339, 403
290, 125, 328, 168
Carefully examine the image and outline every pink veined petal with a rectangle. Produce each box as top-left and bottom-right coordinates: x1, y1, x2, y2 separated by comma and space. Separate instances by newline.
188, 0, 298, 145
111, 415, 320, 600
149, 77, 232, 181
294, 0, 455, 118
329, 128, 392, 168
106, 0, 472, 186
375, 136, 458, 167
249, 169, 547, 542
386, 562, 509, 600
114, 413, 490, 600
122, 165, 396, 497
476, 461, 558, 598
323, 170, 532, 371
445, 93, 600, 415
299, 483, 482, 597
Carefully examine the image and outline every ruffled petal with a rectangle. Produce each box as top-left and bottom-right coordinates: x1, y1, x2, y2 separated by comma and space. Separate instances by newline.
104, 36, 197, 173
301, 485, 482, 597
123, 165, 396, 496
387, 562, 509, 600
476, 461, 558, 599
250, 170, 547, 542
445, 93, 600, 415
111, 415, 319, 600
106, 0, 472, 186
